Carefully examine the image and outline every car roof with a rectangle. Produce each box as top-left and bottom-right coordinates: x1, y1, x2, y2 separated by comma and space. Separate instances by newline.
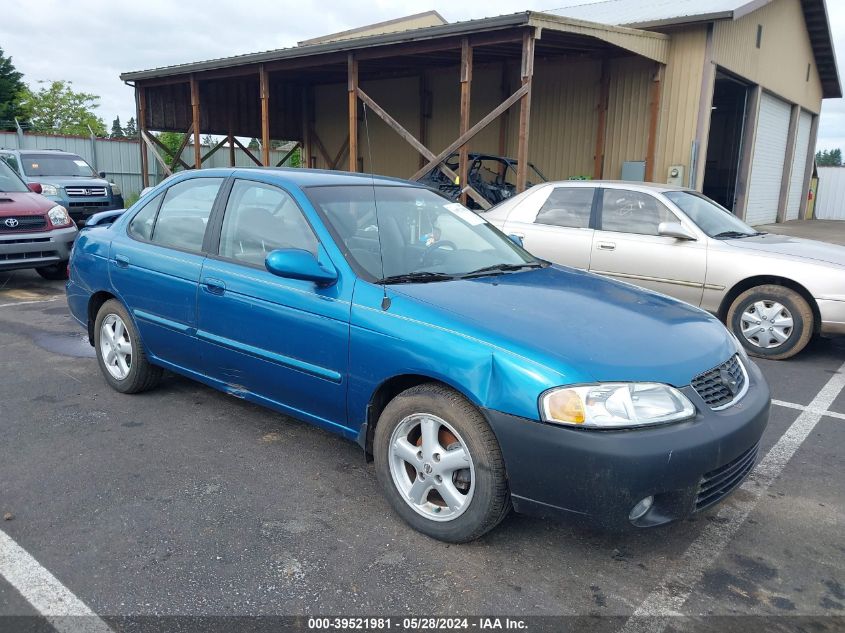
537, 180, 691, 193
173, 167, 425, 189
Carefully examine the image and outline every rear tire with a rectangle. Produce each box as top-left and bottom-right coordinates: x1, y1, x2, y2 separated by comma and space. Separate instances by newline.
36, 262, 68, 280
94, 299, 162, 393
727, 285, 814, 360
373, 383, 510, 542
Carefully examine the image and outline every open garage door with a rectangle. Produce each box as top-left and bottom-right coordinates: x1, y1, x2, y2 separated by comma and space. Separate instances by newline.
745, 93, 792, 226
785, 111, 813, 221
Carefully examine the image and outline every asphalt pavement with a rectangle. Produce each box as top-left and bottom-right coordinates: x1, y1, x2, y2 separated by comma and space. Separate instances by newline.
0, 269, 843, 632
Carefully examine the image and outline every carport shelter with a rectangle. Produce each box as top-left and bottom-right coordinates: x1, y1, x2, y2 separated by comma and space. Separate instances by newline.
120, 0, 839, 224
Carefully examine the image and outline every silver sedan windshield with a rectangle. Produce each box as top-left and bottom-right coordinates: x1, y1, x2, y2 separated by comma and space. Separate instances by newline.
665, 191, 760, 238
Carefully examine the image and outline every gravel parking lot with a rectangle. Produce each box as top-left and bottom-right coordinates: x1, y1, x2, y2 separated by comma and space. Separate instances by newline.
0, 269, 843, 632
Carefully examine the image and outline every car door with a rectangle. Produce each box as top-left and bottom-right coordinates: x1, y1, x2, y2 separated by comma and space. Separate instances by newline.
589, 188, 707, 306
109, 176, 224, 372
502, 185, 596, 269
196, 178, 350, 430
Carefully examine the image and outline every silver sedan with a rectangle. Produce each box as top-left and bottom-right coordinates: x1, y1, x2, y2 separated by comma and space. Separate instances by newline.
482, 181, 845, 360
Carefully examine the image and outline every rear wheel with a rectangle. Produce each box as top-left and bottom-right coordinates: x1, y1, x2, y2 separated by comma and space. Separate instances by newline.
373, 383, 510, 542
36, 262, 68, 280
94, 299, 162, 393
727, 285, 814, 360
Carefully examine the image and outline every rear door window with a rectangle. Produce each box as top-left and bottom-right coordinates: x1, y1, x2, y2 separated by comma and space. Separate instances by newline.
150, 178, 223, 251
535, 187, 595, 228
127, 192, 164, 241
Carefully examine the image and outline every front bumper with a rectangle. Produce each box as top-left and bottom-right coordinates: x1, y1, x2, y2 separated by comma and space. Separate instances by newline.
818, 299, 845, 336
0, 226, 77, 271
483, 358, 771, 529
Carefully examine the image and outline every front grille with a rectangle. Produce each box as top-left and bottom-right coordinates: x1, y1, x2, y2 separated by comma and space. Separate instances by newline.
691, 354, 746, 409
67, 201, 110, 209
695, 442, 759, 511
0, 216, 47, 232
66, 187, 107, 197
0, 237, 50, 245
0, 250, 58, 261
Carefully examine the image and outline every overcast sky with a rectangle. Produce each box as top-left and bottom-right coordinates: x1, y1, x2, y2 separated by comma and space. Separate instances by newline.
2, 0, 844, 149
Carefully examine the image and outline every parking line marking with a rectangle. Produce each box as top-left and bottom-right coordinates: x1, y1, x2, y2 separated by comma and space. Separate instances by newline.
620, 360, 845, 633
0, 298, 60, 309
772, 398, 845, 421
0, 528, 112, 633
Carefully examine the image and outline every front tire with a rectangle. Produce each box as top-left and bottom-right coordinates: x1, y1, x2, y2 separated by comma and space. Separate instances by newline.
727, 285, 814, 360
36, 262, 68, 280
373, 383, 510, 542
94, 299, 162, 393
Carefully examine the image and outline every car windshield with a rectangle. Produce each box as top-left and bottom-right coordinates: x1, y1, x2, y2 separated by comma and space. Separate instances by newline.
308, 185, 540, 282
664, 191, 760, 238
0, 157, 30, 193
20, 154, 98, 178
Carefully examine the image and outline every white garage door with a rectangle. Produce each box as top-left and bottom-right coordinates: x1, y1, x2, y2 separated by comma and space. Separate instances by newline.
745, 93, 792, 226
785, 111, 813, 221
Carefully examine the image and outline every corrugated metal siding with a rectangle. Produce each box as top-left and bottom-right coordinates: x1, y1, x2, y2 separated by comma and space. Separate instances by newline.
785, 110, 812, 220
603, 56, 652, 179
815, 167, 845, 220
713, 0, 823, 113
745, 92, 791, 225
654, 26, 707, 187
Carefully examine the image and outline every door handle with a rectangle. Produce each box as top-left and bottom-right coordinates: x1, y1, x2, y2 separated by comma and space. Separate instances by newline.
114, 254, 130, 268
597, 241, 616, 251
202, 277, 226, 295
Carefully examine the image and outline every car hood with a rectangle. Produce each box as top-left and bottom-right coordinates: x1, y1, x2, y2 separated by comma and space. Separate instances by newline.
391, 266, 735, 387
0, 191, 54, 216
724, 233, 845, 267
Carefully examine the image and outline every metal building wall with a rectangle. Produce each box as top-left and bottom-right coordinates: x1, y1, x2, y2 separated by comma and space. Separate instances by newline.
603, 56, 653, 180
712, 0, 824, 113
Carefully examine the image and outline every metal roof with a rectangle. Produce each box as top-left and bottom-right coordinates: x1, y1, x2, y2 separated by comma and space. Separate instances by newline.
553, 0, 840, 98
120, 11, 669, 82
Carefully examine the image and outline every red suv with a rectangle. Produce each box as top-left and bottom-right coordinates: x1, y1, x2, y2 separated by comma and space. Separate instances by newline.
0, 156, 77, 280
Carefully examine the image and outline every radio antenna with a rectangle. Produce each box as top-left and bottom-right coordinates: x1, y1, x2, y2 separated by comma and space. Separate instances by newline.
362, 101, 390, 310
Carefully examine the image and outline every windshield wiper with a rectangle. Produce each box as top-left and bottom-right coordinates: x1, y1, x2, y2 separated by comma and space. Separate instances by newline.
459, 262, 544, 278
378, 271, 457, 284
713, 230, 757, 239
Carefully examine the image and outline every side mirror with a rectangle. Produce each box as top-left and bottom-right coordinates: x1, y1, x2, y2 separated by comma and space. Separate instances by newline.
28, 183, 43, 194
508, 234, 524, 248
658, 222, 697, 241
265, 247, 338, 286
98, 171, 107, 179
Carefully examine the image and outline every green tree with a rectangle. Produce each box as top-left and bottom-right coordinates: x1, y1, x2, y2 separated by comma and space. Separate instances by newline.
248, 137, 260, 150
20, 80, 106, 136
110, 116, 125, 138
816, 149, 842, 167
157, 131, 187, 169
201, 133, 214, 147
0, 47, 28, 131
123, 116, 137, 137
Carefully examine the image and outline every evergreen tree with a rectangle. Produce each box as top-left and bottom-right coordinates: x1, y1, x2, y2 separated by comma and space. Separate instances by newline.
0, 47, 28, 131
110, 116, 125, 138
123, 117, 137, 137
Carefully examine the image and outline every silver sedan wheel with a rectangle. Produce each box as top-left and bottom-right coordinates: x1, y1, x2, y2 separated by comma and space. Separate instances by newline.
99, 314, 132, 380
740, 300, 794, 349
388, 413, 475, 522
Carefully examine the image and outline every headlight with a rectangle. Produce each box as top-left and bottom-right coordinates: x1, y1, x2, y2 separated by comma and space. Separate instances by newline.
110, 183, 121, 196
47, 205, 72, 227
540, 383, 695, 429
41, 183, 60, 196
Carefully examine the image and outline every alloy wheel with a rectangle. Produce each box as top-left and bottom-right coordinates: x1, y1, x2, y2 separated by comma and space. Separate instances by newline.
99, 314, 132, 380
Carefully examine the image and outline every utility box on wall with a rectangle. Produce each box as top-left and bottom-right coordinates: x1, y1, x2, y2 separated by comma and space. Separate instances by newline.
667, 165, 685, 186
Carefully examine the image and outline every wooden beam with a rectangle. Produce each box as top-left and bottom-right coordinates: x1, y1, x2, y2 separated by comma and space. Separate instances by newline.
331, 136, 350, 170
410, 82, 529, 181
302, 87, 313, 168
516, 30, 535, 194
348, 54, 358, 172
190, 75, 201, 169
594, 59, 610, 180
227, 106, 235, 167
418, 73, 429, 170
169, 123, 194, 170
201, 136, 228, 164
458, 38, 473, 205
145, 132, 190, 170
141, 131, 173, 177
310, 129, 333, 167
644, 64, 663, 183
276, 142, 301, 168
259, 64, 270, 166
498, 62, 510, 167
137, 86, 149, 188
232, 136, 263, 166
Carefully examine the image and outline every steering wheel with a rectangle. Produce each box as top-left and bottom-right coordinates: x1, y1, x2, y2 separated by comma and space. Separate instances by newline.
421, 240, 457, 266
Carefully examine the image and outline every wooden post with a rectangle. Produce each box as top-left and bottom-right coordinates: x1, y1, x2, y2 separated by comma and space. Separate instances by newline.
348, 54, 358, 172
190, 75, 201, 168
419, 73, 429, 170
227, 105, 235, 167
458, 38, 473, 205
593, 59, 610, 180
644, 64, 663, 183
498, 62, 509, 164
259, 64, 270, 167
516, 30, 535, 194
137, 85, 149, 187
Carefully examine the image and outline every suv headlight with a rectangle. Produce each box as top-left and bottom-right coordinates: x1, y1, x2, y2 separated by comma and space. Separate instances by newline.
41, 183, 60, 196
110, 183, 121, 196
47, 205, 72, 227
540, 383, 695, 429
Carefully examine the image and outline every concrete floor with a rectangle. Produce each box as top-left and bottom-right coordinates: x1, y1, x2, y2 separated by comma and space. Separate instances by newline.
755, 219, 845, 246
